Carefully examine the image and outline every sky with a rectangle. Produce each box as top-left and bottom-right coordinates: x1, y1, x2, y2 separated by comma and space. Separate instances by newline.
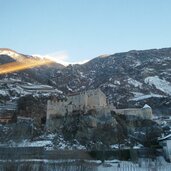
1, 0, 171, 64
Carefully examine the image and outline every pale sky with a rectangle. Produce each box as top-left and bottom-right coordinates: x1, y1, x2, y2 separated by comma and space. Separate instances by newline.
1, 0, 171, 64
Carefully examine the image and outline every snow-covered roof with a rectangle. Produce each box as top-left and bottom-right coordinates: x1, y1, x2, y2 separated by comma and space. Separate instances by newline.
143, 104, 151, 109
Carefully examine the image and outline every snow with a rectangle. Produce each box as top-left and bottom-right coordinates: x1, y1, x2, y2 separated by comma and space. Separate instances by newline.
143, 104, 151, 109
6, 134, 57, 148
67, 85, 73, 92
131, 93, 164, 101
134, 60, 141, 67
44, 133, 56, 140
145, 76, 171, 95
0, 49, 17, 56
128, 78, 142, 88
26, 134, 87, 150
54, 89, 63, 94
16, 140, 54, 148
71, 143, 86, 150
158, 134, 171, 141
0, 78, 21, 83
29, 140, 53, 147
163, 56, 171, 61
110, 144, 119, 149
0, 82, 62, 101
114, 80, 120, 85
56, 137, 86, 150
79, 71, 86, 78
0, 159, 77, 163
80, 86, 86, 89
133, 144, 143, 149
84, 160, 102, 164
20, 84, 62, 94
58, 142, 68, 149
0, 49, 24, 62
132, 92, 144, 97
11, 86, 29, 96
106, 83, 116, 88
21, 84, 53, 90
103, 160, 120, 167
0, 90, 8, 96
104, 160, 120, 164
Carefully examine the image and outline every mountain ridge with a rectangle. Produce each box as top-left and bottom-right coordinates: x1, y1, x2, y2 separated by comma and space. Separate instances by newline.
0, 47, 171, 116
2, 47, 171, 66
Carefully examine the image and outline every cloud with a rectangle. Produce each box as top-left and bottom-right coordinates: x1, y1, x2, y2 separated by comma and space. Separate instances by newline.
32, 51, 90, 66
33, 51, 69, 66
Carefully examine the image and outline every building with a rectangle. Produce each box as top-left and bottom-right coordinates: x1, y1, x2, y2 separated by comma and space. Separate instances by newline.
47, 89, 108, 119
47, 89, 153, 120
0, 110, 17, 124
113, 104, 153, 120
0, 102, 17, 124
46, 89, 153, 130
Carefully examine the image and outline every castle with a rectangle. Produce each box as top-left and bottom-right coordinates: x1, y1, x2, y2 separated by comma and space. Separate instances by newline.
46, 89, 153, 125
47, 89, 109, 119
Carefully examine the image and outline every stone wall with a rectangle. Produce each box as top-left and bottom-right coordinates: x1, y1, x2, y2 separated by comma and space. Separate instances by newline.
47, 89, 107, 119
113, 106, 153, 120
47, 100, 67, 119
87, 89, 107, 108
18, 95, 48, 127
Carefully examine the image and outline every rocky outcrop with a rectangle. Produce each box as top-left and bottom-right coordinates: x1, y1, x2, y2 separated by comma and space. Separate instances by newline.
17, 95, 49, 127
47, 110, 161, 149
114, 114, 162, 147
47, 110, 123, 150
17, 93, 65, 127
0, 121, 33, 143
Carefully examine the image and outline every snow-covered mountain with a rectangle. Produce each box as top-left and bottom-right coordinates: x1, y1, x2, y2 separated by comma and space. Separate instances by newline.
50, 48, 171, 115
0, 48, 171, 115
0, 48, 64, 103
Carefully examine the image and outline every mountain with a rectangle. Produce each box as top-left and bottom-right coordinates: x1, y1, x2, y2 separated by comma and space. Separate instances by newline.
0, 48, 171, 116
52, 48, 171, 115
0, 48, 64, 103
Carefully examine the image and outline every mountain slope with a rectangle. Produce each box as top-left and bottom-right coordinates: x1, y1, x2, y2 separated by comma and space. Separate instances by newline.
0, 48, 171, 115
52, 48, 171, 114
0, 48, 64, 84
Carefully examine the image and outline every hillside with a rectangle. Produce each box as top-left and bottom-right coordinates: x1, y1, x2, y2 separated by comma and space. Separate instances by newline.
0, 48, 171, 116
